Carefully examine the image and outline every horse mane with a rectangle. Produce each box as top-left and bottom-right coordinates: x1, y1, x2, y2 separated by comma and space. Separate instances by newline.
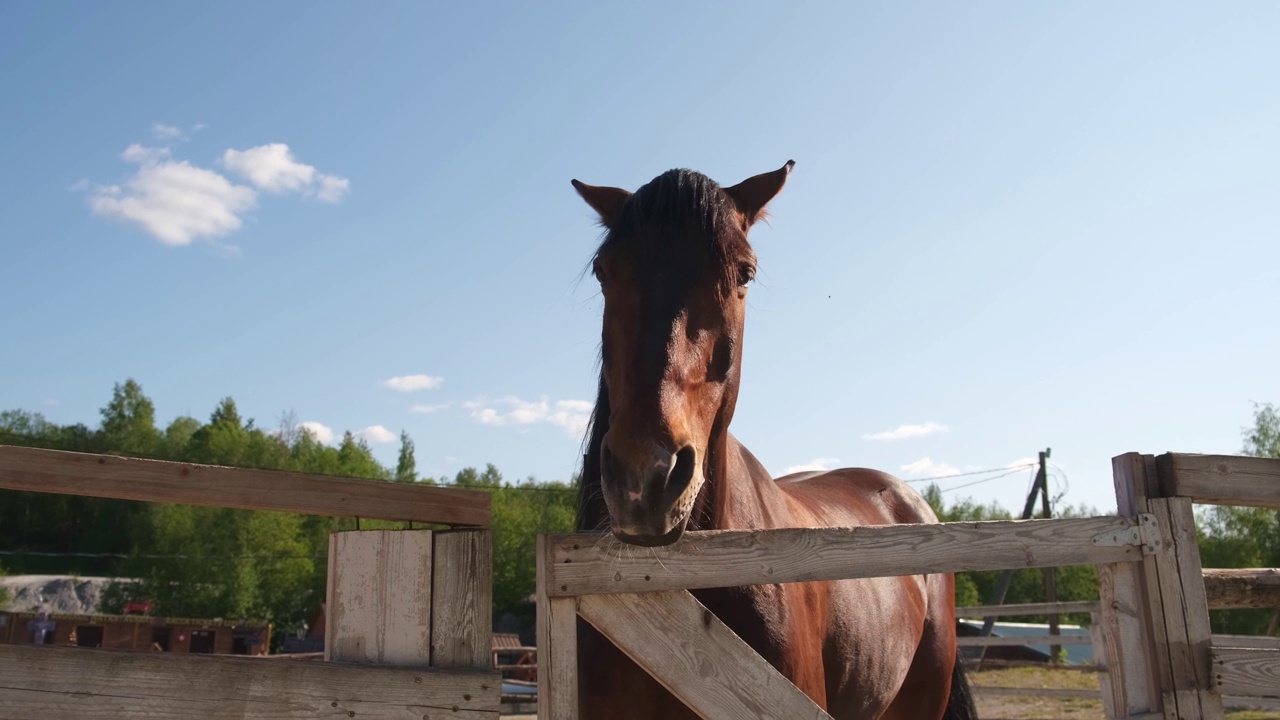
575, 168, 750, 531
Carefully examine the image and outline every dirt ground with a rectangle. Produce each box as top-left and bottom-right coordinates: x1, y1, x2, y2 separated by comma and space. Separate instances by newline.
503, 667, 1280, 718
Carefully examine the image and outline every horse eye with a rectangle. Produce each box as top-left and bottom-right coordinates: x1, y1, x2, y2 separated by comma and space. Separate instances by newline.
593, 260, 610, 284
737, 263, 756, 288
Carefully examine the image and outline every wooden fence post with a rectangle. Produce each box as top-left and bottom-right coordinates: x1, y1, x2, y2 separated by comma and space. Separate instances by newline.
537, 534, 578, 720
431, 528, 493, 670
326, 530, 434, 665
1107, 453, 1225, 720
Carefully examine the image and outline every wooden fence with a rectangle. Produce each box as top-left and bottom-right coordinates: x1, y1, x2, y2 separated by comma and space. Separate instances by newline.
535, 452, 1280, 720
0, 445, 502, 719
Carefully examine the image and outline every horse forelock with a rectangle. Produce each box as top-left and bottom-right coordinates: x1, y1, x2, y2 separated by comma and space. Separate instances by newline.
594, 168, 751, 290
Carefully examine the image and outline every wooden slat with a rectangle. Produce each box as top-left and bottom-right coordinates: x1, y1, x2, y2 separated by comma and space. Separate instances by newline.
1098, 454, 1163, 718
545, 516, 1144, 597
957, 634, 1092, 647
1158, 453, 1280, 509
577, 590, 831, 720
1224, 694, 1280, 711
1212, 635, 1280, 650
1204, 568, 1280, 610
0, 445, 490, 525
958, 600, 1099, 617
0, 643, 500, 718
431, 529, 493, 670
1212, 646, 1280, 699
536, 535, 577, 720
972, 686, 1101, 699
1148, 495, 1225, 718
326, 530, 433, 665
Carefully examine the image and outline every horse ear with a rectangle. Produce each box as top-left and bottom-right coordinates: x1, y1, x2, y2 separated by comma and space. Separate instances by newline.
572, 179, 631, 227
724, 160, 795, 227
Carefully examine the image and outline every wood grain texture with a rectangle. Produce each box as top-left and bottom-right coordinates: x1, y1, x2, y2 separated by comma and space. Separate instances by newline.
545, 516, 1143, 597
327, 531, 434, 666
1099, 453, 1163, 718
0, 445, 490, 525
1212, 635, 1280, 650
536, 535, 577, 720
1164, 496, 1226, 718
1204, 568, 1280, 609
577, 590, 832, 720
0, 642, 500, 719
431, 529, 493, 670
957, 600, 1100, 617
1212, 646, 1280, 699
1158, 453, 1280, 509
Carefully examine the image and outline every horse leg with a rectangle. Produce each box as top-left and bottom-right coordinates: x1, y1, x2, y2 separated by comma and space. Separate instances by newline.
880, 574, 958, 720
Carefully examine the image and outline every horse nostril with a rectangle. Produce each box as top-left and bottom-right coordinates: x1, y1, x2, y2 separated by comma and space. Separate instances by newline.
600, 444, 618, 484
666, 445, 697, 497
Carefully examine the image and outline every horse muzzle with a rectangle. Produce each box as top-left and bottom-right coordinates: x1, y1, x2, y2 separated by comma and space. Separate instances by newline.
599, 440, 701, 546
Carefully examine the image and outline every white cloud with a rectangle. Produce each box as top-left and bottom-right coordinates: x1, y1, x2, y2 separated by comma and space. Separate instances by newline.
410, 402, 450, 414
42, 398, 59, 407
356, 425, 396, 444
316, 174, 350, 203
464, 396, 593, 437
862, 421, 949, 442
151, 123, 184, 140
900, 457, 961, 478
85, 145, 256, 246
222, 143, 349, 203
383, 374, 444, 392
780, 457, 839, 475
299, 421, 335, 444
82, 132, 348, 248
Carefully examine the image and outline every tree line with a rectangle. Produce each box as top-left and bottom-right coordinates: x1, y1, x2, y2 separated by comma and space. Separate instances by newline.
1, 381, 1276, 642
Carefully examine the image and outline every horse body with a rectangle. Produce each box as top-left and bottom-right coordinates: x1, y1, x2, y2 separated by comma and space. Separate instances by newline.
570, 163, 976, 719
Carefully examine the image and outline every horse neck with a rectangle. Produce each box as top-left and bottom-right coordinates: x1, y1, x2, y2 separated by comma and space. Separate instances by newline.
690, 426, 785, 532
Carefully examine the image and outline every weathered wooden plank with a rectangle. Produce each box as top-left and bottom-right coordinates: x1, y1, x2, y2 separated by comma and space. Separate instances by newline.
1158, 453, 1280, 509
1213, 646, 1280, 699
545, 516, 1143, 597
431, 529, 493, 670
1204, 568, 1280, 610
536, 535, 577, 720
577, 590, 831, 720
327, 530, 434, 665
1212, 635, 1280, 650
957, 600, 1100, 617
1149, 495, 1225, 719
957, 634, 1092, 647
971, 686, 1101, 699
0, 642, 500, 719
1099, 454, 1163, 718
1089, 608, 1118, 720
0, 445, 490, 525
1224, 694, 1280, 711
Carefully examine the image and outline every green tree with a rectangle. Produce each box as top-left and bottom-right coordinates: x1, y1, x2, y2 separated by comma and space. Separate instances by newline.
1199, 402, 1280, 634
99, 379, 161, 457
395, 431, 418, 483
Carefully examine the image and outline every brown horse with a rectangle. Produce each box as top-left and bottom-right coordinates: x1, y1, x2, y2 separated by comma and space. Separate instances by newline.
570, 162, 978, 720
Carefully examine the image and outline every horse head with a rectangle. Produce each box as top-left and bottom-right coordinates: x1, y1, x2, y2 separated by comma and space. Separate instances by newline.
573, 161, 793, 546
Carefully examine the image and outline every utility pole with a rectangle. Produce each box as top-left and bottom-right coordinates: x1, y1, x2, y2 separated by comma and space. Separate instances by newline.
1037, 451, 1061, 663
976, 448, 1051, 666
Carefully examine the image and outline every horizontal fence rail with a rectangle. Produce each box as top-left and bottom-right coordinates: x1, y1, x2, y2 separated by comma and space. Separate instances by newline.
543, 516, 1148, 597
1158, 453, 1280, 510
0, 445, 490, 525
0, 643, 500, 719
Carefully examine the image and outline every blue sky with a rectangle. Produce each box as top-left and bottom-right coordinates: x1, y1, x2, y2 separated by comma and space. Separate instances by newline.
2, 2, 1278, 514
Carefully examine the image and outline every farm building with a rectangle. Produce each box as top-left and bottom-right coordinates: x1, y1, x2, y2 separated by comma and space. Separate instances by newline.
0, 610, 270, 655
